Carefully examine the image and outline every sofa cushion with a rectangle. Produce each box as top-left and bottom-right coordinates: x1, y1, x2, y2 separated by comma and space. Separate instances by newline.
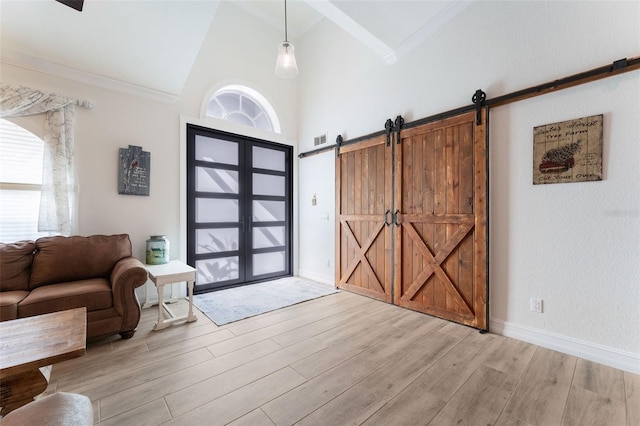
30, 234, 132, 289
0, 240, 35, 291
0, 290, 29, 321
18, 278, 113, 318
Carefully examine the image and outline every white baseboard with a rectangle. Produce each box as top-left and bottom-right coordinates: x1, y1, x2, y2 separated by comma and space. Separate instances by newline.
490, 318, 640, 375
298, 269, 335, 287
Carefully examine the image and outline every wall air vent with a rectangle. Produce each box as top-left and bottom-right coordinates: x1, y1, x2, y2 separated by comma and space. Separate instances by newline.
314, 133, 327, 146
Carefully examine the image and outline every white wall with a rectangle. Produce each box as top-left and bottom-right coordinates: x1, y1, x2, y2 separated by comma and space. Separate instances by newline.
296, 1, 640, 372
1, 64, 183, 262
177, 2, 298, 139
0, 1, 297, 301
1, 63, 185, 302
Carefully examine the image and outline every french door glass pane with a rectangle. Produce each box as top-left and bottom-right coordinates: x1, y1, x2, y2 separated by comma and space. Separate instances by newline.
188, 124, 291, 292
253, 174, 285, 196
253, 146, 285, 171
196, 228, 239, 254
253, 251, 285, 276
196, 198, 238, 222
195, 135, 238, 165
196, 167, 239, 193
253, 226, 285, 249
253, 200, 285, 222
196, 257, 239, 283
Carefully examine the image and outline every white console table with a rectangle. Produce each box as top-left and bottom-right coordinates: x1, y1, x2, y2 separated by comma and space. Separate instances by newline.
145, 260, 198, 331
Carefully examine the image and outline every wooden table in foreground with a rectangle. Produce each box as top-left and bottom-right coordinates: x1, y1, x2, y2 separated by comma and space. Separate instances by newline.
0, 307, 86, 415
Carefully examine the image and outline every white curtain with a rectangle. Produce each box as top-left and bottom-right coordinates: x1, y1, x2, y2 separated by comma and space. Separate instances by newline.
0, 83, 76, 235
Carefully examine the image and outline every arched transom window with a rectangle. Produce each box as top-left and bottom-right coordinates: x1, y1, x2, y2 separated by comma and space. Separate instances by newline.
206, 85, 281, 133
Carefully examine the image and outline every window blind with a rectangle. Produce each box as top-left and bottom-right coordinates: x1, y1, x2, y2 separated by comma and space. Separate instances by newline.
0, 119, 52, 242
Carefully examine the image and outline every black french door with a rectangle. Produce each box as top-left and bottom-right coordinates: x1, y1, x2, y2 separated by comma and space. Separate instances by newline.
186, 124, 293, 293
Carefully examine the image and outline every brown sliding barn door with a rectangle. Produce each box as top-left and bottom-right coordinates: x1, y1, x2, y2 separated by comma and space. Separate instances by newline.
393, 110, 488, 329
335, 134, 392, 302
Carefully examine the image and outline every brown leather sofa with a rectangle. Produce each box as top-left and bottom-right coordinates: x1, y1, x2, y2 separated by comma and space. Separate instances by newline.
0, 234, 148, 339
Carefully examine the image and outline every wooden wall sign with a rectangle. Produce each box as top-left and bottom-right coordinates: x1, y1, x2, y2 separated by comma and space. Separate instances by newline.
533, 114, 603, 185
118, 145, 150, 195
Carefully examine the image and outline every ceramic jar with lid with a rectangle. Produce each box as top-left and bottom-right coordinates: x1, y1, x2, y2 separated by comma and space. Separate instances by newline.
146, 235, 169, 265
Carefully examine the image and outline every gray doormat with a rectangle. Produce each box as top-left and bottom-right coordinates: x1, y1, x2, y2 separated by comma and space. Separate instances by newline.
193, 277, 339, 326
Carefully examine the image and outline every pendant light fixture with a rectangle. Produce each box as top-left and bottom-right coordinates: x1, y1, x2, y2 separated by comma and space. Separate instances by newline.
275, 0, 298, 78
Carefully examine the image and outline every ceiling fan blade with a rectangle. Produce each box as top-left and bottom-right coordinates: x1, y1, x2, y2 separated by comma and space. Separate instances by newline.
55, 0, 84, 12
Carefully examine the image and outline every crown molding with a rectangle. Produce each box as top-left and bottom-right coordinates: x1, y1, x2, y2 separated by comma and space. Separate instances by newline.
1, 51, 178, 104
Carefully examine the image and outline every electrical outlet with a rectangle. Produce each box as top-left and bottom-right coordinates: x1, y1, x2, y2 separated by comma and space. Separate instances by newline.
530, 298, 543, 313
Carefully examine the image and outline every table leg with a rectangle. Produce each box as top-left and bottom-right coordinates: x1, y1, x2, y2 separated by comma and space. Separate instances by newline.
142, 280, 154, 309
153, 283, 166, 331
0, 369, 48, 416
186, 279, 197, 323
166, 281, 178, 304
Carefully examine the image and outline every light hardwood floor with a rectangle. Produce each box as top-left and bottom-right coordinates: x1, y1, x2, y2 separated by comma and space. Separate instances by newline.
47, 290, 639, 425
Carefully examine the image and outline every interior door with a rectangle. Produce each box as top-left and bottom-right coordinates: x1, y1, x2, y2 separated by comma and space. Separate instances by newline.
393, 110, 488, 329
187, 125, 292, 293
335, 134, 392, 302
335, 110, 488, 329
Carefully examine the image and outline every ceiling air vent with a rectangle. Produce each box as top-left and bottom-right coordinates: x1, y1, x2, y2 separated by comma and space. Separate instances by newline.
314, 133, 327, 146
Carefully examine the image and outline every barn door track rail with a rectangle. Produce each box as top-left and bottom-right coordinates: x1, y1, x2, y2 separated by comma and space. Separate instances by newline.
299, 55, 639, 159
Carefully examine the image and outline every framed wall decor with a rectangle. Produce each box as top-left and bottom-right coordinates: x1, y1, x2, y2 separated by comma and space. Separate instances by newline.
533, 114, 603, 185
118, 145, 150, 196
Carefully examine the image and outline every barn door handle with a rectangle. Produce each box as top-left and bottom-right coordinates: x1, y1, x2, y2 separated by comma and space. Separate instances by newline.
393, 210, 400, 227
384, 209, 392, 226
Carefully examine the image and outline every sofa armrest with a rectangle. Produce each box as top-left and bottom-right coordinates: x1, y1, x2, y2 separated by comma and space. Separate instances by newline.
110, 257, 148, 333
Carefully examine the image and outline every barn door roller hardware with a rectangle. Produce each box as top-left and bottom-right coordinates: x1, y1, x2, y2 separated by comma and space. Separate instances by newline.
335, 135, 344, 157
472, 89, 487, 125
394, 115, 404, 144
385, 115, 405, 146
385, 118, 394, 146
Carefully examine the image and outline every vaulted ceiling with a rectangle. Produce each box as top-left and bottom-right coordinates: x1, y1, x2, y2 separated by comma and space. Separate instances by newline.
0, 0, 468, 100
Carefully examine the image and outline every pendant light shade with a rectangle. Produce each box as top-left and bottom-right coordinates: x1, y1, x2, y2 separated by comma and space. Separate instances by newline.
275, 0, 298, 78
276, 41, 298, 78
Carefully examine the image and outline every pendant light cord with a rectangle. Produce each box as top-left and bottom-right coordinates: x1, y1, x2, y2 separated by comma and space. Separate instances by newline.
284, 0, 288, 42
